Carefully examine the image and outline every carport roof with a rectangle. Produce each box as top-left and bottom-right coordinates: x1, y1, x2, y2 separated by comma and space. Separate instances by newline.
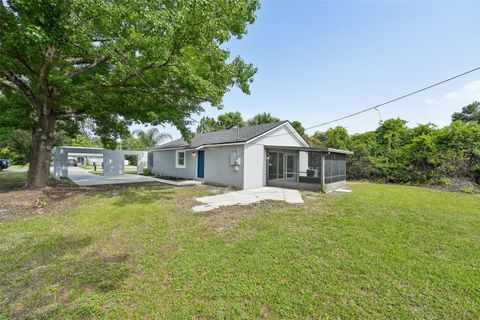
55, 146, 146, 155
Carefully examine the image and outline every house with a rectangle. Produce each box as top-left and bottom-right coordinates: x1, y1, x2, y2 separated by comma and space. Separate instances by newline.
151, 121, 353, 191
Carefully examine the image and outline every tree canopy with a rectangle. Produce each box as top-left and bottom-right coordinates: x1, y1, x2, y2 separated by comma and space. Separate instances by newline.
132, 128, 172, 149
0, 0, 259, 187
246, 112, 280, 126
310, 117, 480, 185
196, 111, 244, 133
452, 101, 480, 124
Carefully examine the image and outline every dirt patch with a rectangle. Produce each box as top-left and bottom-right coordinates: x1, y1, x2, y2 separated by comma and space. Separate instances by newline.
155, 175, 187, 182
0, 180, 172, 222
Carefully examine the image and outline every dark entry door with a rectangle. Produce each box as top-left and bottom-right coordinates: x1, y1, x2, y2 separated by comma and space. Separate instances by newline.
197, 150, 205, 178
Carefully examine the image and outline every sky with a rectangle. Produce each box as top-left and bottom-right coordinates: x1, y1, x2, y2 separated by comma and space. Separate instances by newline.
136, 0, 480, 140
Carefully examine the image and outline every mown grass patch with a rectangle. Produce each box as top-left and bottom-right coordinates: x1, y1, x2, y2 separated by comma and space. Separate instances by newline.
0, 183, 479, 319
0, 172, 27, 192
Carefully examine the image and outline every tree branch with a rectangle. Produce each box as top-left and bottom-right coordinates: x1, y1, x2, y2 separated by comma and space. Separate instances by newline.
3, 71, 39, 108
0, 78, 18, 90
67, 56, 109, 78
0, 50, 37, 75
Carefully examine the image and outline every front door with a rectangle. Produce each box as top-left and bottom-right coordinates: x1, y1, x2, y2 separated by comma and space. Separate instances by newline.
197, 150, 205, 178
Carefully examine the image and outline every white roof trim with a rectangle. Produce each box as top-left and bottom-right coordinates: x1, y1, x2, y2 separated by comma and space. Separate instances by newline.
245, 121, 309, 147
154, 142, 245, 151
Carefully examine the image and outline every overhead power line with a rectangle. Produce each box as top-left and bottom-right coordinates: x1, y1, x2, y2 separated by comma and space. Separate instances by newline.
296, 65, 480, 132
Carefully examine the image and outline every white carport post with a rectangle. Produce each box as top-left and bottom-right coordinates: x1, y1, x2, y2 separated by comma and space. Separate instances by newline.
103, 150, 125, 176
136, 151, 148, 174
53, 147, 68, 180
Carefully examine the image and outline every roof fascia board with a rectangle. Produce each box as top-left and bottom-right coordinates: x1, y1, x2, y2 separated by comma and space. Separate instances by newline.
197, 142, 245, 149
154, 142, 245, 151
245, 121, 310, 147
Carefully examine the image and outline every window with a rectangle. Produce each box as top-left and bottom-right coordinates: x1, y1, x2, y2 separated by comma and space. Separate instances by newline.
176, 150, 186, 168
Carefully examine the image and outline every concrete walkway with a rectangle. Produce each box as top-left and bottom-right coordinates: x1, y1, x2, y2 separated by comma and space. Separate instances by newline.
192, 187, 304, 212
68, 167, 163, 186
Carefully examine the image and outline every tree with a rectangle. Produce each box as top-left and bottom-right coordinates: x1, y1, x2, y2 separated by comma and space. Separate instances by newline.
0, 0, 259, 187
452, 101, 480, 124
63, 134, 98, 148
133, 128, 172, 149
196, 116, 219, 134
0, 129, 32, 165
247, 113, 280, 125
121, 136, 145, 151
217, 111, 244, 129
291, 120, 306, 137
310, 126, 350, 149
195, 111, 244, 133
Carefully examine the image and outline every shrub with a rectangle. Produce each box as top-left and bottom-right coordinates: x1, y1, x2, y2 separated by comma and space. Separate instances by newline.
143, 168, 151, 176
460, 187, 475, 194
471, 163, 480, 184
439, 177, 452, 187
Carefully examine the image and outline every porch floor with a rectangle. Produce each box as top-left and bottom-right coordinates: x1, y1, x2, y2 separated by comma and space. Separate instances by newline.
192, 187, 304, 212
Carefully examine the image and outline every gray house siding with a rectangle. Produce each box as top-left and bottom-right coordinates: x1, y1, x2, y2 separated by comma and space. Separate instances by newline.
204, 145, 244, 189
151, 145, 244, 188
151, 149, 196, 179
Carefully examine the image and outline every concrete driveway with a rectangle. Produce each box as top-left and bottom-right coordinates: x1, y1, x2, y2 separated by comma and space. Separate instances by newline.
67, 167, 161, 186
192, 187, 304, 212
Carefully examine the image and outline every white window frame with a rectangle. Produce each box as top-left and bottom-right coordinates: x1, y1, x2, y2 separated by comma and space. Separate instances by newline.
175, 150, 186, 168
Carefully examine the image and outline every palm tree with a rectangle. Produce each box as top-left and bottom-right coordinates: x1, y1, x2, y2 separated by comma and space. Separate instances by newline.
133, 128, 172, 149
247, 112, 280, 126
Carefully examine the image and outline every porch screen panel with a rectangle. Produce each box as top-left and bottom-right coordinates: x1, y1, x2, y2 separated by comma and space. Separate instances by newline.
268, 152, 278, 180
325, 154, 346, 183
268, 152, 284, 180
307, 152, 322, 178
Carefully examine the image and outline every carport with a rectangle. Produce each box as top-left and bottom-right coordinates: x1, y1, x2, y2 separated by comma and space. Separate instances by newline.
53, 146, 148, 180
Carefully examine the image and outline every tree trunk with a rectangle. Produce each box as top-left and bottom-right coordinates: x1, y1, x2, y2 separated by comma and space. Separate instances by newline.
27, 113, 56, 188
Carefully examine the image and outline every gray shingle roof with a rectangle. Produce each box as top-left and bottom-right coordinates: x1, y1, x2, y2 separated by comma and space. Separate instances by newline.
155, 121, 288, 150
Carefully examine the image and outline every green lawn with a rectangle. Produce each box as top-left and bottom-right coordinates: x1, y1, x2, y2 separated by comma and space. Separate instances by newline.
0, 183, 479, 319
5, 165, 29, 171
0, 171, 27, 191
88, 167, 138, 175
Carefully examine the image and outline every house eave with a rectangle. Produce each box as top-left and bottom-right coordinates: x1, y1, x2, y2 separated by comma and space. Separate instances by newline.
263, 145, 354, 155
153, 141, 246, 151
245, 121, 310, 147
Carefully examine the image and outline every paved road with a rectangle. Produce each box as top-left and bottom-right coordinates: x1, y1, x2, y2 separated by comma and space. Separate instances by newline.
67, 167, 162, 186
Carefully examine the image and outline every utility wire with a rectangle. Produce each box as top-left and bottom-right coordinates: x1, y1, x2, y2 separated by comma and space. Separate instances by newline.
262, 65, 480, 139
301, 65, 480, 132
67, 14, 480, 134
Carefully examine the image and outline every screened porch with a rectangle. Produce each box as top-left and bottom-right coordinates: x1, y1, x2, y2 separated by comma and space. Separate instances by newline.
265, 146, 352, 192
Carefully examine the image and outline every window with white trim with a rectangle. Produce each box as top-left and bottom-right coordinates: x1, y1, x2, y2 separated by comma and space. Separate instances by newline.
176, 150, 186, 168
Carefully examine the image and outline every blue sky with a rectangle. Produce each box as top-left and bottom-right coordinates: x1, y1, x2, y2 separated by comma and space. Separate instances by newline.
142, 0, 480, 139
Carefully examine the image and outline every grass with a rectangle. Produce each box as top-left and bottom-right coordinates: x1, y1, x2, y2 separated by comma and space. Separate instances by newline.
0, 172, 27, 191
87, 167, 138, 175
88, 169, 138, 175
5, 165, 29, 171
0, 182, 479, 319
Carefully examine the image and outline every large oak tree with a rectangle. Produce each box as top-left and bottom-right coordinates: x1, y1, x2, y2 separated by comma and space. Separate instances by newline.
0, 0, 258, 187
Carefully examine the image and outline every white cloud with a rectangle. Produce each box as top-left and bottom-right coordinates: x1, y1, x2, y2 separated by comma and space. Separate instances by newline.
426, 80, 480, 127
444, 80, 480, 102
